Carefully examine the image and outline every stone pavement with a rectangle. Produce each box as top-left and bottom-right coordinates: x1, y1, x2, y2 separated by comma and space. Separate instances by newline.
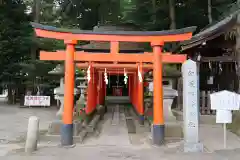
4, 144, 240, 160
84, 105, 132, 146
199, 124, 240, 152
0, 101, 56, 156
0, 101, 240, 159
175, 110, 240, 152
0, 103, 56, 143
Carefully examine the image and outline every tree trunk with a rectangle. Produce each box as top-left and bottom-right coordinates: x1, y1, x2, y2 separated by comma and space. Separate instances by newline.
34, 0, 40, 23
7, 84, 13, 104
95, 4, 100, 25
99, 3, 105, 24
29, 0, 41, 95
229, 0, 240, 137
112, 0, 120, 23
237, 31, 240, 93
31, 0, 40, 60
236, 0, 240, 93
169, 0, 176, 29
207, 0, 213, 24
152, 0, 157, 24
0, 0, 4, 5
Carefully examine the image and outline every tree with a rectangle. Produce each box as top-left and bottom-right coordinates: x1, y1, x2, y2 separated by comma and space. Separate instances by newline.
235, 0, 240, 93
169, 0, 176, 29
207, 0, 213, 23
0, 0, 33, 103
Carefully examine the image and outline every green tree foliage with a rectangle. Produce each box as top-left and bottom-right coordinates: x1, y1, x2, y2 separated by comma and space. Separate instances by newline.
0, 0, 237, 98
54, 0, 237, 31
0, 0, 32, 83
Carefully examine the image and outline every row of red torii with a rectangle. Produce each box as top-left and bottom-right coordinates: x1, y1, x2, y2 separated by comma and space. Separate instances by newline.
31, 22, 196, 146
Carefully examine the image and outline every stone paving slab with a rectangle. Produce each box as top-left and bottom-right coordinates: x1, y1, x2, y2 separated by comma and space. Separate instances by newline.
174, 111, 240, 152
4, 145, 240, 160
1, 102, 240, 159
83, 105, 131, 146
199, 124, 240, 152
0, 103, 56, 143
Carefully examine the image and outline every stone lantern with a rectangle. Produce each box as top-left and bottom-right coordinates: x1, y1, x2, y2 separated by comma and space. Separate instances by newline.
76, 75, 88, 119
144, 67, 181, 122
48, 64, 78, 118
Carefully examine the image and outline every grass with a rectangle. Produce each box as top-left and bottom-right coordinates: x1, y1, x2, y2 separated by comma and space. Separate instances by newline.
227, 111, 240, 136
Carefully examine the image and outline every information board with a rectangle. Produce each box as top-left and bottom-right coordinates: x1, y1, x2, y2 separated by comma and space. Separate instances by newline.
210, 90, 240, 110
24, 96, 51, 106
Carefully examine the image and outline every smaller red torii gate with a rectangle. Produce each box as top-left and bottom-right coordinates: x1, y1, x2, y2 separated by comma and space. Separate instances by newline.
31, 22, 196, 147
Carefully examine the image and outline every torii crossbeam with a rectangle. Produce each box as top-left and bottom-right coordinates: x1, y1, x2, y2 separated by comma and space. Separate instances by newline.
40, 51, 186, 63
31, 22, 196, 147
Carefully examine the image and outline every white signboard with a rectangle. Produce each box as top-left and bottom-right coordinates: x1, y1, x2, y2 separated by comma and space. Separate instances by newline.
216, 110, 232, 124
210, 90, 240, 110
24, 96, 50, 106
210, 90, 240, 149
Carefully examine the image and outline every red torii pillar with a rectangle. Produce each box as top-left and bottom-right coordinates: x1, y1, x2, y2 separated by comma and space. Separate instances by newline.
102, 74, 106, 102
128, 75, 133, 106
125, 68, 144, 125
97, 72, 103, 105
86, 66, 98, 114
132, 73, 137, 112
152, 41, 164, 145
138, 64, 144, 125
61, 40, 76, 146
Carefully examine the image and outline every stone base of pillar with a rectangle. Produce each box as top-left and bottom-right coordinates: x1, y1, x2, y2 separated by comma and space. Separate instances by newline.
48, 120, 81, 136
184, 142, 203, 152
163, 99, 177, 122
61, 124, 73, 146
152, 124, 165, 145
56, 97, 64, 118
48, 120, 62, 135
164, 122, 183, 138
139, 115, 144, 125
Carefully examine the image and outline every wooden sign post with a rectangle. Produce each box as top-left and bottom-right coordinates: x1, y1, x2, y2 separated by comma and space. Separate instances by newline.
210, 90, 240, 149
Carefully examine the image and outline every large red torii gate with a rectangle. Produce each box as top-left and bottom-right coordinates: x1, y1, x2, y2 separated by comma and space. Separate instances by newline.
31, 22, 196, 147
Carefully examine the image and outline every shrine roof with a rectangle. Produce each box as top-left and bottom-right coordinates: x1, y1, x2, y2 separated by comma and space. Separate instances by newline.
31, 22, 196, 36
180, 8, 240, 51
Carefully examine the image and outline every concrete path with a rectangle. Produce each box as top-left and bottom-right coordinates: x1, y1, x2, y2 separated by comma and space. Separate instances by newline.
0, 101, 56, 156
84, 104, 131, 146
1, 102, 240, 159
5, 144, 240, 160
0, 102, 56, 143
174, 110, 240, 152
200, 124, 240, 152
105, 96, 130, 104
